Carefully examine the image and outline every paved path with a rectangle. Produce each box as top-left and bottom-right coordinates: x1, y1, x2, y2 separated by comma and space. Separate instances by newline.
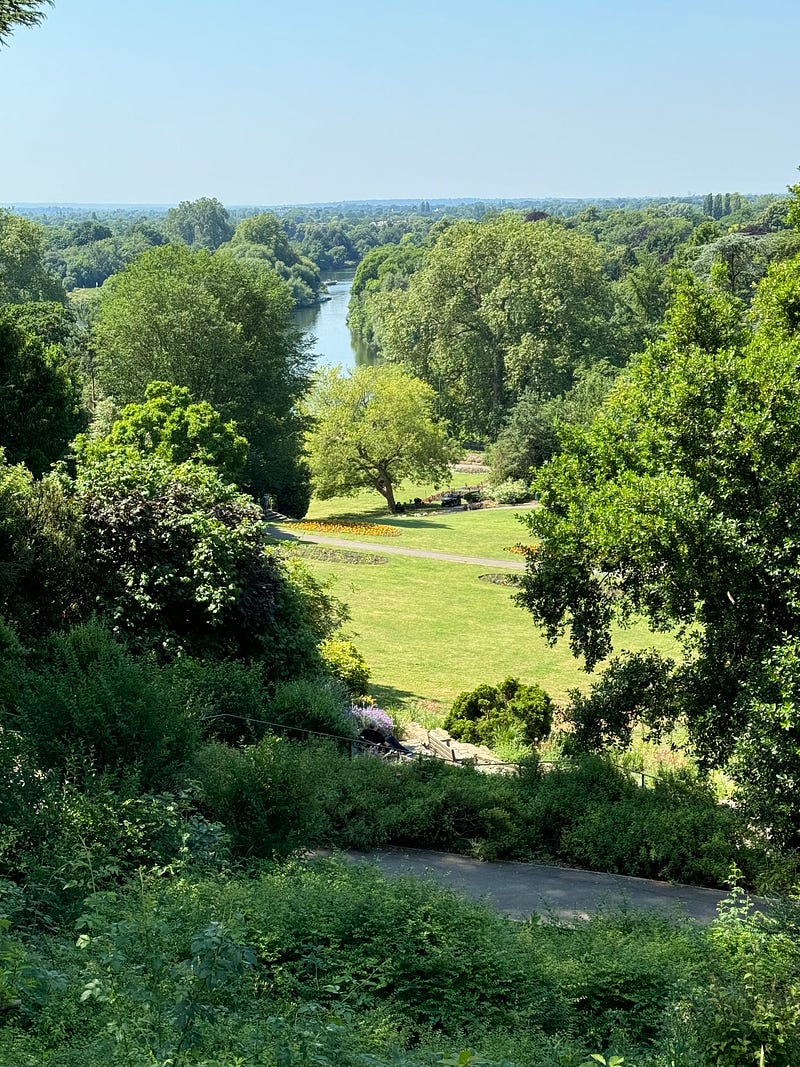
266, 527, 526, 570
316, 847, 754, 924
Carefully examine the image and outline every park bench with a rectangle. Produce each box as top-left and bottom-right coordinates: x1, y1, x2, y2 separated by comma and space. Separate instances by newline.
427, 729, 459, 762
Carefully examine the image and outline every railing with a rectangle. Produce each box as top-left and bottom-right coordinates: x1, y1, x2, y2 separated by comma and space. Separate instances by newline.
199, 713, 414, 760
199, 713, 662, 783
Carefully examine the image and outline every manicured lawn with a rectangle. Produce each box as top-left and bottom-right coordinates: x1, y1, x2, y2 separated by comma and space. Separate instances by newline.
296, 548, 678, 715
294, 489, 679, 717
293, 486, 534, 561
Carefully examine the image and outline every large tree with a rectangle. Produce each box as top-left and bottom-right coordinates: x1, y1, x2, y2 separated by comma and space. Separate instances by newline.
164, 197, 234, 251
92, 244, 311, 514
305, 364, 456, 513
515, 258, 800, 838
0, 315, 86, 475
0, 211, 65, 303
374, 214, 617, 440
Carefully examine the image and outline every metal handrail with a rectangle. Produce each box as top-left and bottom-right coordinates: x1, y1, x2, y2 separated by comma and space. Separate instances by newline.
199, 713, 662, 782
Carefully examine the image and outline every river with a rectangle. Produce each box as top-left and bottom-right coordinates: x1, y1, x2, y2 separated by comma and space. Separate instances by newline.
293, 269, 373, 371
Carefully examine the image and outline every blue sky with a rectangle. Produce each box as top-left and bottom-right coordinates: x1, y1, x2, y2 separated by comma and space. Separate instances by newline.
1, 0, 798, 205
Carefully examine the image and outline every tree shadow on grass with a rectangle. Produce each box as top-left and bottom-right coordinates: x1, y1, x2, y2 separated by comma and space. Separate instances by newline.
367, 681, 440, 713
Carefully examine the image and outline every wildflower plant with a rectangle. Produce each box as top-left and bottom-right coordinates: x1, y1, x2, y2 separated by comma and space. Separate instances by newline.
349, 703, 394, 735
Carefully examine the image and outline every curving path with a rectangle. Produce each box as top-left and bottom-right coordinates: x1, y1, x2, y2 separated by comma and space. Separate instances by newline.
266, 526, 526, 570
313, 847, 766, 924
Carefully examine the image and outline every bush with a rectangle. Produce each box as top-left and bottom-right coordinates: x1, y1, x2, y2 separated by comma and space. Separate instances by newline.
189, 738, 332, 857
166, 657, 270, 745
446, 677, 553, 749
268, 675, 356, 738
318, 637, 370, 696
518, 756, 751, 886
7, 620, 198, 790
489, 478, 532, 504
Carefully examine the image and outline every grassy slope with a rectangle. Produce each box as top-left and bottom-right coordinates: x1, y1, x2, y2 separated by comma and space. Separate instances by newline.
301, 550, 676, 709
291, 487, 679, 713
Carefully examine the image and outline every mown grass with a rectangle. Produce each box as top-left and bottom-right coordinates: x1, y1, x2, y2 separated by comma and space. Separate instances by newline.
296, 485, 534, 560
292, 488, 679, 715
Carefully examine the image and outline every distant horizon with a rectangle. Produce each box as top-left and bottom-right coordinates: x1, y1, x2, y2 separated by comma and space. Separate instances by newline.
2, 189, 787, 214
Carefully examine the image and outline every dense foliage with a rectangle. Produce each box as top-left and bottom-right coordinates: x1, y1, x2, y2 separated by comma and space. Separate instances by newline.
0, 210, 64, 303
517, 249, 800, 844
75, 380, 250, 484
446, 677, 553, 749
92, 244, 311, 511
0, 315, 85, 475
220, 211, 323, 307
374, 214, 618, 440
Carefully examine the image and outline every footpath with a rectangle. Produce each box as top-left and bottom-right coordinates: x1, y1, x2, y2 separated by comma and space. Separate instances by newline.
314, 847, 756, 924
265, 524, 526, 570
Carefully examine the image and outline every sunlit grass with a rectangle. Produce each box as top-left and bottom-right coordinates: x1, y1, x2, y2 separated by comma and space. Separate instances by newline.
289, 486, 535, 561
296, 547, 679, 716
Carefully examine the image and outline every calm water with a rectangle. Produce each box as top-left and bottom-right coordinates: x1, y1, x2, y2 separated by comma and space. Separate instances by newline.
293, 269, 373, 371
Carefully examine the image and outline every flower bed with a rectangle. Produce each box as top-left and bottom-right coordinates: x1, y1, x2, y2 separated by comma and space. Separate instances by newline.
288, 520, 401, 537
505, 543, 537, 556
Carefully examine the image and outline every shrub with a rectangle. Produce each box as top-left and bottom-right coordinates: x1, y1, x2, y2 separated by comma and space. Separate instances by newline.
349, 702, 394, 735
166, 657, 269, 745
7, 620, 198, 790
446, 677, 553, 749
518, 756, 752, 886
489, 478, 531, 505
189, 738, 332, 857
319, 637, 370, 695
682, 890, 800, 1065
268, 675, 356, 738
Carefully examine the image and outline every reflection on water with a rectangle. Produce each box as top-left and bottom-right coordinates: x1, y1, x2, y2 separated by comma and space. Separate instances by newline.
293, 269, 373, 371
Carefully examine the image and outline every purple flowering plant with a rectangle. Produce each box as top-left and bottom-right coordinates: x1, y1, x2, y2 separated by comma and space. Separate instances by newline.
349, 703, 394, 735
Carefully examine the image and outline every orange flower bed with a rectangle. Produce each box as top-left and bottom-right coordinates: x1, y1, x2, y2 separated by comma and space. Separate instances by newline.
506, 543, 537, 556
289, 520, 401, 538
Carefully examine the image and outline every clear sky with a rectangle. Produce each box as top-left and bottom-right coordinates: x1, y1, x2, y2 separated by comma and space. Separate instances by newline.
1, 0, 798, 205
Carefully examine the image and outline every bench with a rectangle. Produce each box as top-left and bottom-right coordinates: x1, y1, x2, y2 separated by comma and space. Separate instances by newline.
427, 729, 458, 762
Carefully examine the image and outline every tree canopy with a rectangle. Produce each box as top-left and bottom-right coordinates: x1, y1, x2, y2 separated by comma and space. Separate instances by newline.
74, 380, 249, 485
305, 363, 456, 513
515, 257, 800, 838
0, 211, 65, 303
164, 197, 234, 251
0, 0, 51, 42
92, 243, 311, 513
220, 212, 322, 308
0, 315, 85, 475
372, 214, 617, 440
73, 448, 322, 670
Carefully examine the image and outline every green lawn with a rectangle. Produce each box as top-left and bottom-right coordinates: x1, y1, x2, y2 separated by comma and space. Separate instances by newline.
294, 485, 534, 561
290, 491, 679, 716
